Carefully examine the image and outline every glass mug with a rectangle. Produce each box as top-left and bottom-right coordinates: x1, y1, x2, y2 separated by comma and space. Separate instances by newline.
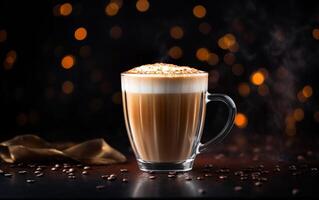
121, 66, 236, 172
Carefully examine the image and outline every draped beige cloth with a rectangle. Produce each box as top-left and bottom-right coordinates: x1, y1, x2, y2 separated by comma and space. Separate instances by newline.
0, 135, 126, 165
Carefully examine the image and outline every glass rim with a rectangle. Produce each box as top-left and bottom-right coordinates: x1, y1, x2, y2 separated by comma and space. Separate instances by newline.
121, 71, 208, 78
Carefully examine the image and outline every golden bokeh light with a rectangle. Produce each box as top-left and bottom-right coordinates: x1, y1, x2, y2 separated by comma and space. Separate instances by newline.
229, 42, 239, 52
312, 28, 319, 40
223, 53, 236, 65
110, 25, 123, 39
235, 113, 248, 128
251, 71, 265, 86
0, 29, 7, 42
59, 3, 72, 16
61, 55, 75, 69
207, 53, 219, 66
218, 33, 236, 50
238, 83, 250, 97
198, 22, 211, 35
168, 46, 183, 59
4, 50, 17, 70
193, 5, 206, 18
136, 0, 150, 12
62, 81, 74, 94
232, 64, 244, 76
314, 111, 319, 122
293, 108, 304, 122
285, 124, 296, 136
105, 2, 120, 16
257, 84, 269, 96
170, 26, 184, 40
196, 47, 209, 61
111, 0, 123, 8
74, 27, 87, 41
297, 91, 307, 103
302, 85, 313, 98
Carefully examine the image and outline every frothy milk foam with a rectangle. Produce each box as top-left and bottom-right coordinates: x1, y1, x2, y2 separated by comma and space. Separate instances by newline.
121, 63, 208, 93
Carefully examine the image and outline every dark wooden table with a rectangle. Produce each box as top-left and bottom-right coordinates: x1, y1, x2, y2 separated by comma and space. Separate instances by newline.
0, 133, 318, 198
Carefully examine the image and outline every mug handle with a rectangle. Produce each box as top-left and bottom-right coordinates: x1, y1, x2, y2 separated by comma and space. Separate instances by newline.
197, 93, 237, 153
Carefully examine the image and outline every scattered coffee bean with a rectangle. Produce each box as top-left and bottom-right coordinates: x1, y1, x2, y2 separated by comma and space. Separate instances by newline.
68, 168, 74, 173
36, 173, 44, 177
259, 164, 265, 169
76, 164, 83, 167
254, 181, 262, 187
34, 171, 41, 174
17, 163, 24, 167
68, 173, 74, 176
168, 171, 177, 175
218, 175, 227, 180
185, 176, 192, 181
204, 164, 214, 169
18, 170, 27, 175
259, 177, 268, 182
204, 173, 212, 177
149, 175, 156, 179
240, 176, 248, 181
311, 167, 318, 171
120, 169, 128, 173
234, 171, 244, 176
83, 166, 90, 170
101, 175, 109, 179
289, 165, 297, 171
26, 179, 35, 183
148, 171, 154, 174
274, 168, 281, 172
168, 174, 176, 178
54, 164, 60, 168
68, 175, 76, 179
0, 169, 3, 174
292, 188, 299, 195
198, 189, 206, 195
36, 167, 42, 171
82, 171, 88, 175
234, 186, 243, 192
107, 175, 116, 181
261, 170, 269, 174
122, 178, 128, 183
96, 185, 105, 190
4, 173, 12, 177
196, 176, 204, 180
28, 164, 36, 168
62, 169, 67, 173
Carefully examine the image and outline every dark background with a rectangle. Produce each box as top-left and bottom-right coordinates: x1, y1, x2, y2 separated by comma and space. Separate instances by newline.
1, 0, 319, 145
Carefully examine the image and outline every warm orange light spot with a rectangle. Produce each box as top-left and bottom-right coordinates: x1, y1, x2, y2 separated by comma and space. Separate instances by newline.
207, 53, 219, 66
314, 111, 319, 122
238, 83, 250, 97
62, 81, 74, 94
302, 85, 313, 98
196, 48, 209, 61
198, 22, 211, 35
251, 71, 265, 86
293, 108, 304, 122
111, 0, 123, 8
223, 53, 236, 65
257, 84, 269, 96
136, 0, 150, 12
0, 29, 7, 42
74, 27, 87, 41
105, 2, 120, 16
232, 64, 244, 76
229, 42, 239, 52
218, 33, 236, 50
235, 113, 248, 128
297, 91, 307, 103
168, 46, 183, 59
4, 50, 17, 70
170, 26, 184, 40
110, 25, 122, 39
59, 3, 72, 16
312, 28, 319, 40
193, 5, 206, 18
285, 124, 296, 136
61, 55, 75, 69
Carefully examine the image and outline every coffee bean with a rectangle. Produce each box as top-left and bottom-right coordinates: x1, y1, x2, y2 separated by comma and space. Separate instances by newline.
34, 171, 41, 174
0, 169, 3, 174
120, 169, 128, 173
234, 171, 244, 176
196, 176, 204, 180
68, 168, 74, 173
51, 167, 57, 171
68, 175, 76, 179
168, 171, 177, 175
185, 176, 192, 181
76, 164, 83, 167
68, 173, 74, 176
198, 189, 206, 194
218, 175, 227, 180
204, 164, 214, 169
26, 179, 35, 183
96, 185, 106, 190
168, 174, 176, 178
83, 166, 90, 170
240, 176, 248, 181
234, 186, 243, 191
149, 175, 156, 179
289, 165, 297, 171
18, 170, 27, 175
101, 175, 109, 179
107, 176, 116, 181
4, 173, 12, 177
36, 173, 44, 177
273, 168, 281, 172
17, 163, 24, 167
54, 164, 60, 168
82, 171, 88, 175
28, 164, 36, 168
148, 171, 154, 174
204, 173, 212, 177
36, 167, 43, 171
254, 181, 262, 187
122, 178, 128, 183
292, 188, 299, 195
311, 167, 318, 171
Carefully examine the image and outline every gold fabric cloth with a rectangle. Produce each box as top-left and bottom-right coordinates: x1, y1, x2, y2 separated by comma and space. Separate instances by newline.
0, 135, 127, 165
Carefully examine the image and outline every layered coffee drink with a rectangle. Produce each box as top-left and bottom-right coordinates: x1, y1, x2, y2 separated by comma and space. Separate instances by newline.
122, 63, 208, 163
